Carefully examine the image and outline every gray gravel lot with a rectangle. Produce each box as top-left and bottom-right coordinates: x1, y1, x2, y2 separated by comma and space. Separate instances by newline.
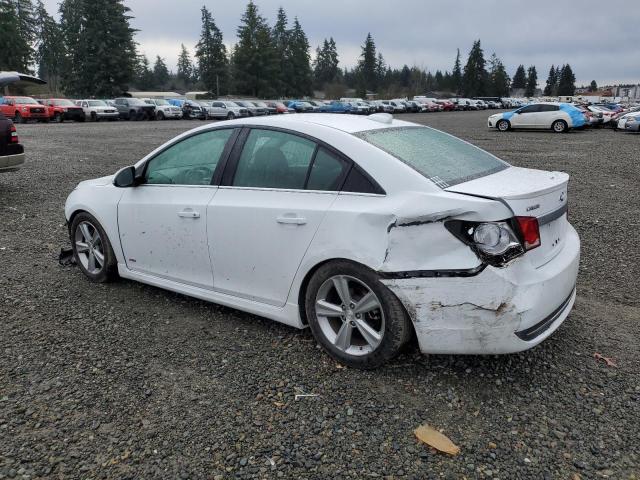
1, 111, 638, 479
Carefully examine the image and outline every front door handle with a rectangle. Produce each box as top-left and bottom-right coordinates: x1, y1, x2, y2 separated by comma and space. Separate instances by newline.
277, 215, 306, 225
178, 209, 200, 219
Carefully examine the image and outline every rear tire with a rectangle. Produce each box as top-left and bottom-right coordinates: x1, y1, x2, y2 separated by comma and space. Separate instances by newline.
70, 212, 118, 283
14, 112, 24, 124
497, 119, 510, 131
305, 260, 412, 369
54, 112, 62, 123
552, 119, 568, 133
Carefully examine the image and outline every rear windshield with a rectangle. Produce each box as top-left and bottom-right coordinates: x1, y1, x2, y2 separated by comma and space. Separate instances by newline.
354, 126, 508, 188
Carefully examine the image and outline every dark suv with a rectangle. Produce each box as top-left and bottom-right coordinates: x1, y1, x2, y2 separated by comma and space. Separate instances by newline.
114, 98, 156, 121
0, 112, 25, 173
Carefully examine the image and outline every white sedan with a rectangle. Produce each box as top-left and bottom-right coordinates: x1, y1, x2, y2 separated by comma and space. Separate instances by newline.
488, 102, 586, 132
65, 113, 580, 368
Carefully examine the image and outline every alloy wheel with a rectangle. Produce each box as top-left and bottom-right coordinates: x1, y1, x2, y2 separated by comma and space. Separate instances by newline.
74, 221, 105, 274
315, 275, 385, 356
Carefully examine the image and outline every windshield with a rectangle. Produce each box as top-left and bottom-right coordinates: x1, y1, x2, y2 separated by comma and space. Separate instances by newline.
253, 101, 267, 107
13, 97, 39, 104
128, 98, 146, 106
88, 100, 106, 106
354, 126, 508, 188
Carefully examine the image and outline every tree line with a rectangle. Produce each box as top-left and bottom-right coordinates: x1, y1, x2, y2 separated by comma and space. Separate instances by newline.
1, 0, 578, 99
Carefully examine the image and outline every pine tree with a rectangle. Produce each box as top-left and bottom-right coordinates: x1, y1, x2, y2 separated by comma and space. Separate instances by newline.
153, 56, 169, 88
487, 53, 510, 97
0, 0, 32, 71
60, 0, 137, 97
589, 80, 598, 92
543, 65, 557, 96
232, 1, 278, 97
557, 64, 576, 96
451, 48, 462, 94
462, 40, 487, 97
135, 55, 155, 90
511, 65, 526, 90
12, 0, 36, 72
313, 37, 339, 89
271, 7, 291, 96
195, 6, 228, 96
288, 17, 312, 97
357, 33, 378, 95
177, 44, 194, 86
525, 65, 537, 97
34, 0, 63, 92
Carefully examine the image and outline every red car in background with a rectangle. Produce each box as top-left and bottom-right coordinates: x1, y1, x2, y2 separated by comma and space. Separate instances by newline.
435, 100, 455, 111
0, 96, 49, 123
41, 99, 85, 122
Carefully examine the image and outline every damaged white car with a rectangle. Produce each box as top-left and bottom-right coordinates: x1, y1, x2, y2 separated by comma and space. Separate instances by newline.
64, 113, 580, 368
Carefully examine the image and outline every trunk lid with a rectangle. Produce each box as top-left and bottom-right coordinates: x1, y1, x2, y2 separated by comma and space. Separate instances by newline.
446, 166, 570, 267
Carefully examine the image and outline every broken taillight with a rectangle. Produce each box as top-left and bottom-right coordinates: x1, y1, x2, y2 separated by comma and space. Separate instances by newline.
515, 216, 541, 251
10, 125, 19, 143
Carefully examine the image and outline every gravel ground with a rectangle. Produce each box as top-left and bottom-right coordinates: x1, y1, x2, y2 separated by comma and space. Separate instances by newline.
1, 112, 638, 479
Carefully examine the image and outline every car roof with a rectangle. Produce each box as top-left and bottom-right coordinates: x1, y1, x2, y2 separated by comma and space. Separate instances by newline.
226, 113, 417, 133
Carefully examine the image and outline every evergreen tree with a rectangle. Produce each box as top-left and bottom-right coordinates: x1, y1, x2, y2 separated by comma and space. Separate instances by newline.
60, 0, 137, 97
451, 48, 462, 94
511, 65, 526, 89
177, 44, 194, 86
153, 56, 169, 88
135, 55, 155, 90
525, 65, 537, 97
34, 0, 64, 92
313, 37, 339, 89
543, 65, 557, 96
232, 1, 278, 97
557, 64, 576, 96
0, 0, 32, 71
357, 33, 378, 95
487, 53, 510, 97
195, 6, 228, 96
589, 80, 598, 92
287, 17, 312, 97
375, 53, 386, 89
271, 7, 292, 96
12, 0, 36, 72
462, 40, 487, 97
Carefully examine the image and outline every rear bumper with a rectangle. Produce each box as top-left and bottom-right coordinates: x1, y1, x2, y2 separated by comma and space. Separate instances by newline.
0, 152, 26, 172
382, 224, 580, 354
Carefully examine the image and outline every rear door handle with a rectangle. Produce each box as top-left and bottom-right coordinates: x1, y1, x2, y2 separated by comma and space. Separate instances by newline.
277, 215, 306, 225
178, 208, 200, 219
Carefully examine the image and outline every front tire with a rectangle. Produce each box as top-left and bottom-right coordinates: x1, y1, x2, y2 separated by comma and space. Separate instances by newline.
14, 112, 24, 124
305, 261, 412, 369
157, 111, 165, 120
70, 212, 118, 283
552, 120, 568, 133
497, 119, 510, 131
227, 112, 235, 120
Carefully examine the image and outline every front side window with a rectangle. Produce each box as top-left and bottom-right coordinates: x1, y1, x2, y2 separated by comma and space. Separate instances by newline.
145, 129, 234, 186
233, 129, 316, 189
354, 126, 507, 188
518, 105, 540, 114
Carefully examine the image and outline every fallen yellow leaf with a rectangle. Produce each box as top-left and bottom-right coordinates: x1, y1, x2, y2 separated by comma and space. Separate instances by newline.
414, 424, 460, 455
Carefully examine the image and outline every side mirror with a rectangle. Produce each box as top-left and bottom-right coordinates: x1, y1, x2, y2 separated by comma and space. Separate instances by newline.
113, 166, 136, 188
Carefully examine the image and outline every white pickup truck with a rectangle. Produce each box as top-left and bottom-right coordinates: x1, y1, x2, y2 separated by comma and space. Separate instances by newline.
75, 100, 119, 121
142, 98, 183, 120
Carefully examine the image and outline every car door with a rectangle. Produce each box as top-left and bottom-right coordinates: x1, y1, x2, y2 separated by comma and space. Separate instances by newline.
511, 104, 541, 128
536, 104, 560, 128
207, 127, 350, 307
211, 101, 227, 118
117, 128, 238, 289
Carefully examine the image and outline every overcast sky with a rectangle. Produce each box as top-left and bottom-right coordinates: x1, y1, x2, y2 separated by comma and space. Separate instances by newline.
42, 0, 640, 86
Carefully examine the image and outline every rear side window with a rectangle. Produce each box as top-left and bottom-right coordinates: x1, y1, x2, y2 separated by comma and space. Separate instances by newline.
354, 126, 507, 188
518, 105, 541, 113
539, 104, 560, 112
306, 148, 347, 191
233, 129, 316, 189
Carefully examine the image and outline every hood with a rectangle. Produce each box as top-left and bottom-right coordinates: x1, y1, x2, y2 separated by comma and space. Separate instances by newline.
77, 175, 114, 188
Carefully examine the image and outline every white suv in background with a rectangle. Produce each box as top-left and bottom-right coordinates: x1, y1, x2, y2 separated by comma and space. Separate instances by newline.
75, 100, 119, 121
142, 99, 183, 120
203, 101, 250, 120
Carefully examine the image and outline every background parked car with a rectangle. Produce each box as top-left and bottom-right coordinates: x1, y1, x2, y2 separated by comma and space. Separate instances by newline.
265, 101, 292, 114
319, 100, 352, 113
488, 102, 586, 133
202, 100, 249, 119
41, 99, 85, 122
114, 98, 156, 121
75, 99, 119, 121
143, 98, 183, 120
615, 111, 640, 132
286, 100, 314, 113
233, 100, 267, 116
0, 96, 49, 123
167, 99, 206, 120
0, 112, 24, 173
252, 101, 277, 115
